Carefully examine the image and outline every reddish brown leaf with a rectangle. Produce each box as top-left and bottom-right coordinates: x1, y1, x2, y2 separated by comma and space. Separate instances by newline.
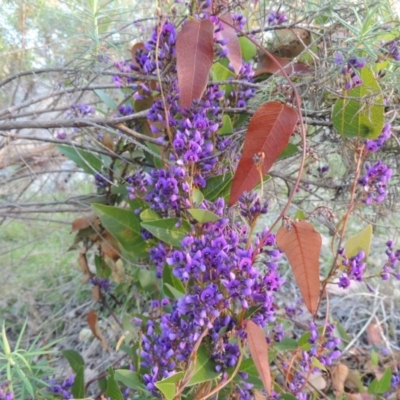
246, 320, 271, 395
272, 28, 311, 58
87, 310, 109, 351
130, 42, 145, 70
276, 221, 321, 314
101, 231, 121, 261
176, 19, 214, 108
72, 213, 97, 232
220, 12, 242, 74
229, 101, 298, 205
254, 53, 311, 77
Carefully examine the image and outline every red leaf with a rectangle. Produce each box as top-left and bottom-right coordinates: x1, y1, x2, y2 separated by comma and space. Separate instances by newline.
87, 310, 109, 351
176, 19, 214, 108
276, 221, 321, 314
246, 320, 272, 395
254, 53, 311, 77
229, 101, 298, 205
220, 12, 242, 74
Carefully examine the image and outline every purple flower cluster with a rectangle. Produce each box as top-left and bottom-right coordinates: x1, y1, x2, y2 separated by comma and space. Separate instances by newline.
285, 323, 340, 397
140, 211, 283, 396
380, 240, 400, 281
47, 375, 75, 399
267, 10, 287, 25
238, 191, 268, 224
365, 123, 392, 152
94, 172, 110, 190
358, 160, 392, 204
126, 170, 150, 200
386, 40, 400, 61
145, 166, 190, 215
89, 277, 113, 292
67, 103, 94, 118
336, 54, 366, 89
337, 249, 366, 288
0, 382, 13, 400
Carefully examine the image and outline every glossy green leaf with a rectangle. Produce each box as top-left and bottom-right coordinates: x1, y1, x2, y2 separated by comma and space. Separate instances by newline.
218, 115, 233, 135
57, 145, 104, 174
188, 209, 221, 223
332, 68, 384, 138
193, 188, 204, 206
62, 350, 85, 373
92, 204, 148, 259
71, 367, 85, 399
239, 36, 257, 61
140, 208, 160, 221
155, 372, 184, 400
163, 264, 185, 299
188, 346, 221, 386
164, 283, 185, 299
368, 368, 392, 394
115, 370, 147, 392
106, 368, 124, 400
202, 172, 233, 202
141, 218, 190, 248
243, 305, 262, 320
278, 143, 299, 159
211, 61, 235, 97
344, 224, 373, 259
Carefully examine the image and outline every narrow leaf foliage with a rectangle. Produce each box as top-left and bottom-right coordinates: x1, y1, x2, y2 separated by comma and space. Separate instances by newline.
176, 19, 214, 108
276, 221, 321, 314
246, 320, 272, 395
229, 102, 298, 205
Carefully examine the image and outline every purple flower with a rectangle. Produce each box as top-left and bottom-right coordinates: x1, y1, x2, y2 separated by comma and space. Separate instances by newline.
365, 123, 392, 152
358, 160, 392, 204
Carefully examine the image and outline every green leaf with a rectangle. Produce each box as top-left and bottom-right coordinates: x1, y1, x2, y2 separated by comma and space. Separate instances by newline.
115, 370, 147, 391
311, 357, 327, 371
344, 224, 373, 259
57, 145, 103, 174
295, 210, 306, 221
368, 368, 392, 394
202, 172, 233, 202
244, 305, 262, 320
71, 366, 85, 399
229, 358, 263, 390
281, 394, 297, 400
211, 62, 235, 97
188, 346, 221, 386
15, 368, 34, 398
193, 189, 204, 206
371, 349, 379, 366
278, 143, 299, 159
141, 218, 190, 248
239, 36, 257, 61
62, 350, 85, 373
218, 115, 233, 136
332, 67, 384, 138
140, 208, 161, 221
106, 368, 124, 400
274, 338, 298, 352
155, 372, 184, 400
188, 209, 221, 223
164, 283, 185, 299
138, 269, 156, 289
94, 89, 117, 109
92, 204, 148, 259
163, 264, 185, 299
